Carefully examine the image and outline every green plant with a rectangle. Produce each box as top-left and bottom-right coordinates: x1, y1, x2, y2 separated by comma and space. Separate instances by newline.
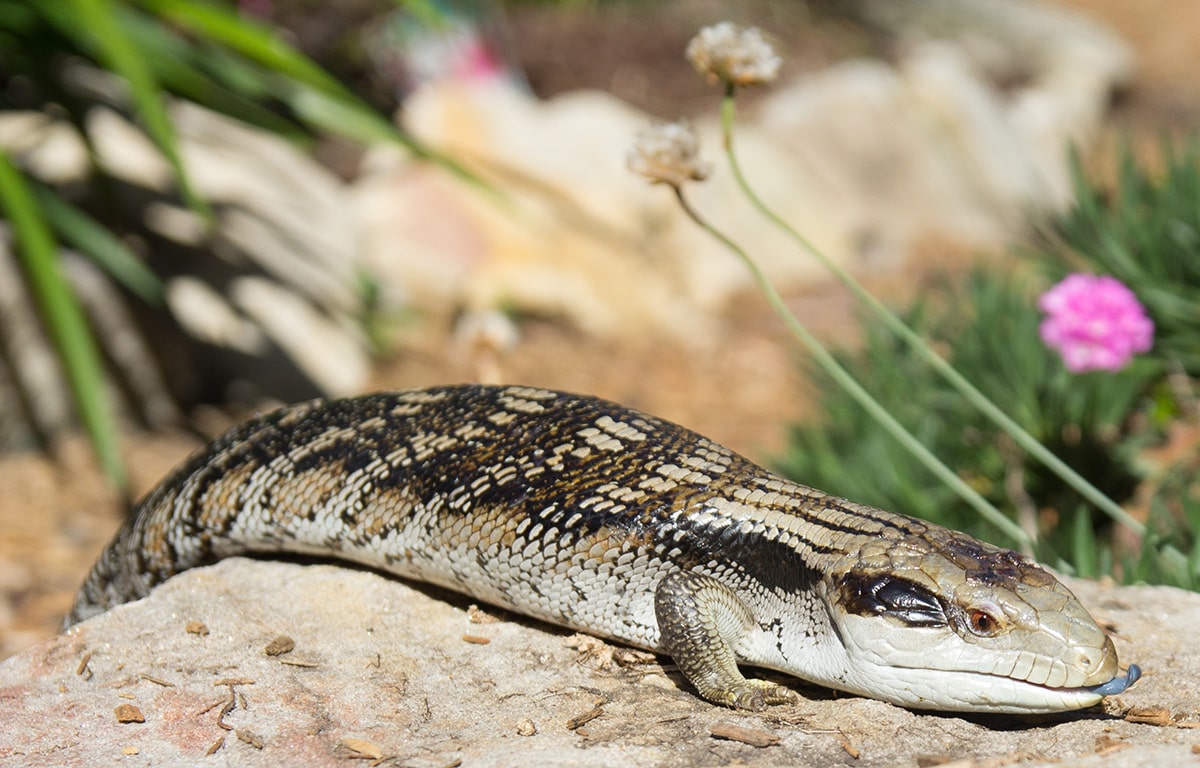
0, 0, 485, 490
630, 21, 1197, 582
1046, 142, 1200, 374
777, 270, 1168, 577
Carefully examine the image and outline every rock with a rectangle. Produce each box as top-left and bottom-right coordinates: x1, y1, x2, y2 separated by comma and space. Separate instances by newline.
1, 558, 1196, 767
357, 82, 719, 341
355, 0, 1133, 340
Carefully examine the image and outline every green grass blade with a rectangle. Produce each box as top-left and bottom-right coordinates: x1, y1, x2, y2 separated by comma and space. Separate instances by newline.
138, 0, 346, 95
35, 186, 163, 305
1070, 506, 1097, 579
0, 152, 128, 492
113, 8, 309, 139
60, 0, 210, 221
139, 0, 494, 192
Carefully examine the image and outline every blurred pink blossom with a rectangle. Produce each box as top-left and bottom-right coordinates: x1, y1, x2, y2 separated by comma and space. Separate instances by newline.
1038, 274, 1154, 373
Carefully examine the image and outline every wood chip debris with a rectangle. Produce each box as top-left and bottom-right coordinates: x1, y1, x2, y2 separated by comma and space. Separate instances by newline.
114, 703, 145, 724
76, 651, 93, 680
236, 728, 265, 749
567, 704, 605, 730
709, 720, 779, 748
1124, 706, 1174, 726
278, 658, 320, 668
340, 737, 384, 760
264, 635, 295, 656
205, 679, 255, 731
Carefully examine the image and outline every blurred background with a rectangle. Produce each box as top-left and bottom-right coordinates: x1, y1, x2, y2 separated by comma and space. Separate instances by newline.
0, 0, 1197, 657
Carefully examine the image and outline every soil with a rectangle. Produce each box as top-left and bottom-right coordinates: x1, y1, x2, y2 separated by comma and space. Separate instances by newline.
1, 0, 1198, 661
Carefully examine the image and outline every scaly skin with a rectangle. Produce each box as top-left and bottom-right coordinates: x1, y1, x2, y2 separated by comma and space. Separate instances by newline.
66, 384, 1138, 713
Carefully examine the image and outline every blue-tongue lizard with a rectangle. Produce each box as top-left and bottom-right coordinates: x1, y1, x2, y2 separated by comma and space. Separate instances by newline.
66, 384, 1141, 713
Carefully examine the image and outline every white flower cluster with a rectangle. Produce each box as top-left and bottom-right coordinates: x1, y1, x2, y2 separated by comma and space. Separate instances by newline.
626, 120, 711, 187
685, 22, 781, 88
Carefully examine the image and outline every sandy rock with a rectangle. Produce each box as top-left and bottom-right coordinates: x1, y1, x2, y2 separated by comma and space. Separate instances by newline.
1, 558, 1195, 767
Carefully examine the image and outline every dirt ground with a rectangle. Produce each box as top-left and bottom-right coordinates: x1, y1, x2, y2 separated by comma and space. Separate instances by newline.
1, 0, 1198, 661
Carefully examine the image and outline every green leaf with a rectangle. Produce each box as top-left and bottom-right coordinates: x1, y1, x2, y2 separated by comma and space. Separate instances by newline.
137, 0, 346, 96
58, 0, 211, 221
137, 0, 495, 192
112, 6, 308, 139
1070, 505, 1097, 579
0, 151, 128, 492
35, 186, 163, 305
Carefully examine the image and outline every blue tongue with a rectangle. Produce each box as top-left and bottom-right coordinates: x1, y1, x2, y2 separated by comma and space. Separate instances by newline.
1087, 664, 1142, 696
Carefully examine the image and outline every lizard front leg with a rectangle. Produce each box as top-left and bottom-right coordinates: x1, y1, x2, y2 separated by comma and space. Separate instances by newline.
655, 569, 797, 711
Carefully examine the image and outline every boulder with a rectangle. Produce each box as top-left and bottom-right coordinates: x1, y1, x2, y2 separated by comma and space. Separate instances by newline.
1, 558, 1195, 767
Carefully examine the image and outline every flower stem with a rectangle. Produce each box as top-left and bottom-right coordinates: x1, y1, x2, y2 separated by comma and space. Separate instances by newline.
719, 91, 1145, 539
672, 185, 1033, 551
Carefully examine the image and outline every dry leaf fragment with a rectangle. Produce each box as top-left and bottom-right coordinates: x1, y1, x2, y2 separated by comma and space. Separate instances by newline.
114, 704, 145, 724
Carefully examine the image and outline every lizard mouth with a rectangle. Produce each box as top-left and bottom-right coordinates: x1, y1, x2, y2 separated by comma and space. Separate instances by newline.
1083, 663, 1142, 696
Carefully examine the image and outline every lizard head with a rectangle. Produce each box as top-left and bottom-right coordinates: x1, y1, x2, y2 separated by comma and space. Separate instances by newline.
823, 529, 1139, 713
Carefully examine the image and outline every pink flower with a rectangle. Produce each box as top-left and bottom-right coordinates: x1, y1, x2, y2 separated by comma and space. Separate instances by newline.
1038, 274, 1154, 373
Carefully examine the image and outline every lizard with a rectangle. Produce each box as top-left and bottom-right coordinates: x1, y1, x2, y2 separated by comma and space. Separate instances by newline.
66, 384, 1140, 713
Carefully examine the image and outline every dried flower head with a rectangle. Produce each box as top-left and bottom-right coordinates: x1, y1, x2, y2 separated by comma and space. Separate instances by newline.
1038, 273, 1154, 373
626, 120, 711, 187
686, 22, 781, 88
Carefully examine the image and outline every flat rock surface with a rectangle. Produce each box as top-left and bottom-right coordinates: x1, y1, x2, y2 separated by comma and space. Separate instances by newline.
1, 559, 1197, 767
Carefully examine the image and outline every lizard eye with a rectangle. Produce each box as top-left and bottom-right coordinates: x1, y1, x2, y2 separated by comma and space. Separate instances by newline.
967, 607, 1003, 637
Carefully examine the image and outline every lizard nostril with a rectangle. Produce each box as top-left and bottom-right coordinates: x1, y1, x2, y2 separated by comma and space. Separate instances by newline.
1078, 636, 1119, 685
